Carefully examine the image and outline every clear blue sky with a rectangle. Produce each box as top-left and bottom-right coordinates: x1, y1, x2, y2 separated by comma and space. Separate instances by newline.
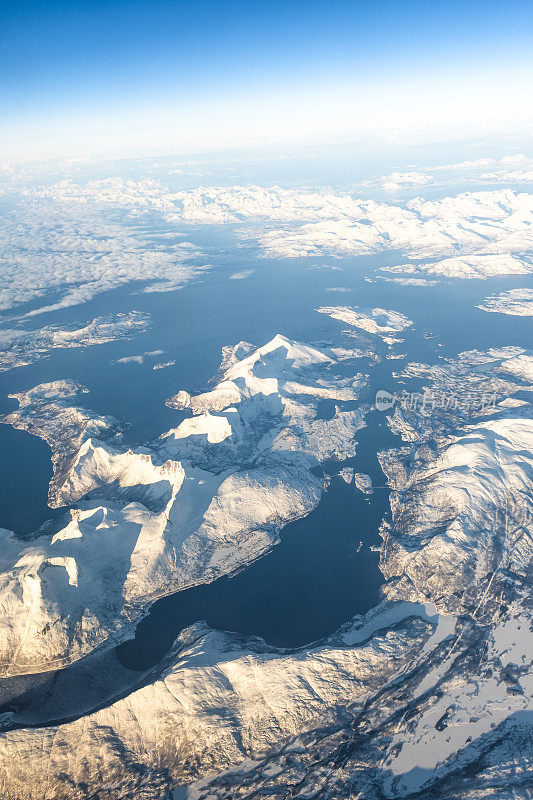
2, 0, 532, 160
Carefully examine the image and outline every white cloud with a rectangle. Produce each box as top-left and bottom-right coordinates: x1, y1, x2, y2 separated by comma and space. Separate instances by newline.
115, 355, 145, 365
113, 348, 166, 365
0, 200, 206, 315
431, 157, 497, 172
229, 269, 255, 280
428, 154, 529, 173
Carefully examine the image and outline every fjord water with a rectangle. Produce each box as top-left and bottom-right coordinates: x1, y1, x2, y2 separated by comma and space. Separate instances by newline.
117, 408, 401, 669
0, 245, 531, 661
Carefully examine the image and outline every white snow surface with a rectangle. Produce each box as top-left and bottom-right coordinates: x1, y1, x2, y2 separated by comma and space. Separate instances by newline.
317, 305, 413, 337
0, 334, 367, 676
381, 416, 533, 610
0, 616, 431, 800
0, 311, 149, 372
382, 253, 532, 280
1, 380, 123, 509
478, 287, 533, 316
354, 473, 373, 494
253, 190, 533, 260
0, 334, 531, 798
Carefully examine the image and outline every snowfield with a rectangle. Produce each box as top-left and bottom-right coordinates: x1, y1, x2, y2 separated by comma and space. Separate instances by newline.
0, 333, 367, 677
317, 305, 413, 337
478, 287, 533, 316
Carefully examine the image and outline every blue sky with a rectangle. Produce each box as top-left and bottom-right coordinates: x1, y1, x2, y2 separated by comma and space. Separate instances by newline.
2, 0, 533, 160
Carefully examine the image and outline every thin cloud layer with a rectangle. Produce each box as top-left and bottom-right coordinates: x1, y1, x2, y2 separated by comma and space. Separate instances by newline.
0, 200, 206, 316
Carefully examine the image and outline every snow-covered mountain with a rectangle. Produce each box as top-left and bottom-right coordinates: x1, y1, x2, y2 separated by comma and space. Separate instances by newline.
0, 311, 531, 799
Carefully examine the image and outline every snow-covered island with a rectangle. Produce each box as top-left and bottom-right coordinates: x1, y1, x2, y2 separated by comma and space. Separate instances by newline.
477, 287, 533, 316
